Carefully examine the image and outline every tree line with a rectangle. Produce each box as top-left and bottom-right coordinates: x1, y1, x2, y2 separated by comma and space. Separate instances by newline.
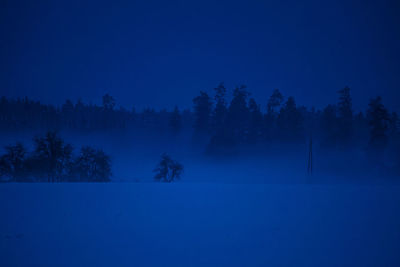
0, 132, 111, 182
0, 94, 192, 132
0, 84, 399, 169
193, 84, 398, 155
0, 130, 185, 183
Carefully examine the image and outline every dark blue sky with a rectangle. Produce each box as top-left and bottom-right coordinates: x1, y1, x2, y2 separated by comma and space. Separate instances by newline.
1, 0, 399, 112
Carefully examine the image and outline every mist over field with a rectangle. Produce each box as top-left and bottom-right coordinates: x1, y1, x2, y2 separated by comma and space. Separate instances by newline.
0, 129, 397, 185
2, 0, 400, 266
1, 83, 400, 267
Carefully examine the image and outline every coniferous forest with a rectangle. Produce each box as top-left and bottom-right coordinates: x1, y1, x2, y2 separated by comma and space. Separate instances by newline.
1, 84, 399, 182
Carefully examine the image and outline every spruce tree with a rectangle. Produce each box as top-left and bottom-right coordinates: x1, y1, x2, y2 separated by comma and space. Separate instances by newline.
169, 106, 182, 134
319, 105, 338, 147
367, 96, 389, 148
226, 85, 250, 144
277, 97, 303, 141
337, 86, 353, 144
248, 98, 263, 143
265, 89, 284, 141
267, 89, 284, 115
192, 91, 213, 134
212, 83, 228, 132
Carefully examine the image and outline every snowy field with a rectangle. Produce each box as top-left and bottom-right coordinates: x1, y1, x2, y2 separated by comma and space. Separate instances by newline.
1, 183, 400, 267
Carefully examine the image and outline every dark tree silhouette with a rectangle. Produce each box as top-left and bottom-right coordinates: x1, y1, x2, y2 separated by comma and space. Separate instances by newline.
212, 83, 228, 131
319, 104, 338, 147
0, 85, 399, 175
61, 99, 75, 129
102, 94, 116, 110
367, 97, 390, 148
0, 131, 114, 182
0, 143, 26, 182
207, 83, 235, 153
248, 98, 263, 143
264, 89, 284, 141
169, 106, 182, 134
337, 86, 353, 145
366, 97, 391, 167
73, 146, 112, 182
352, 111, 369, 146
226, 85, 250, 144
153, 153, 183, 182
193, 91, 213, 134
267, 89, 284, 115
33, 131, 73, 182
277, 97, 303, 141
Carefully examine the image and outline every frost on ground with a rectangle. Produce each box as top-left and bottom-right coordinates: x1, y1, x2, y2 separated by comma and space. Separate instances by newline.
1, 183, 400, 267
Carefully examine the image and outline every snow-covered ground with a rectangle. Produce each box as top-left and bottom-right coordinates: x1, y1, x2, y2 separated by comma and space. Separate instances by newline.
1, 183, 400, 266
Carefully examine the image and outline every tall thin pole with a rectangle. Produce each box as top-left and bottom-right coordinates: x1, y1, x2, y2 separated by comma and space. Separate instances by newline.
307, 136, 313, 175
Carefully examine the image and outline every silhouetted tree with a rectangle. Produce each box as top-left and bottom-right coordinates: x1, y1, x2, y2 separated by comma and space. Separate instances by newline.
267, 89, 284, 115
319, 104, 338, 147
193, 91, 213, 134
1, 86, 399, 170
212, 83, 228, 131
352, 111, 369, 146
73, 146, 111, 182
264, 89, 284, 140
337, 86, 353, 144
0, 143, 26, 182
33, 131, 73, 182
62, 99, 74, 112
153, 153, 183, 182
207, 83, 234, 153
102, 94, 115, 110
226, 85, 250, 144
0, 131, 116, 182
277, 97, 303, 141
102, 94, 117, 129
248, 98, 263, 143
61, 99, 75, 129
367, 97, 390, 148
169, 106, 182, 134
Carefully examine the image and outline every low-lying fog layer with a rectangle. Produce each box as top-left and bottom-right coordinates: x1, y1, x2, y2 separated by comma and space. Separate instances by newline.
1, 130, 398, 184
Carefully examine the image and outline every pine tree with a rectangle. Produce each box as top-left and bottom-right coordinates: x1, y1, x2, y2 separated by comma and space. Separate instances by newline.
207, 83, 233, 153
265, 89, 284, 141
226, 85, 250, 144
337, 86, 353, 144
62, 99, 74, 129
367, 97, 390, 148
102, 94, 115, 110
169, 106, 182, 134
212, 83, 228, 132
193, 91, 213, 134
267, 89, 284, 115
277, 97, 303, 141
248, 98, 263, 143
319, 104, 338, 147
